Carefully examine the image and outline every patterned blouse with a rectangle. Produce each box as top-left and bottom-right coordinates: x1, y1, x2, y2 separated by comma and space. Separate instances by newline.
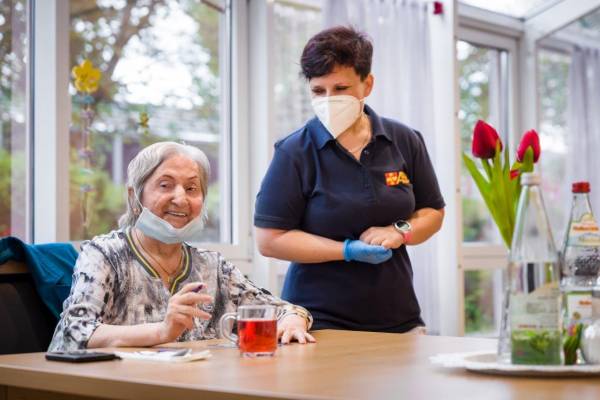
48, 229, 312, 351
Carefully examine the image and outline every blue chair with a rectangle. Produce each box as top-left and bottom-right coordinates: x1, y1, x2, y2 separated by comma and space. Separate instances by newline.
0, 263, 58, 353
0, 237, 77, 354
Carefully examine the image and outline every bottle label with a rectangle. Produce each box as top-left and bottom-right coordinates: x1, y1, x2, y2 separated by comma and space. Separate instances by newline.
568, 213, 600, 246
564, 291, 592, 325
510, 285, 562, 365
510, 288, 560, 331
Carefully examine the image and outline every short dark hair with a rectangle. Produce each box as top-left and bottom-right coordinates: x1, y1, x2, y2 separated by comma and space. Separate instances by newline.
300, 26, 373, 81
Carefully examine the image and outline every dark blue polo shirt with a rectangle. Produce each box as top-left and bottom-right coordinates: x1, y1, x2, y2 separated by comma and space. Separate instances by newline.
254, 105, 445, 333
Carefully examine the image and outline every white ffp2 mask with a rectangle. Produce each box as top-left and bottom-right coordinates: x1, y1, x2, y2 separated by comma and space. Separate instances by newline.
134, 197, 205, 244
311, 95, 365, 138
135, 207, 205, 244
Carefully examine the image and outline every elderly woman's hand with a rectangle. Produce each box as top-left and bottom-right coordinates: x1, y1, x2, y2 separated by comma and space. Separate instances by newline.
277, 314, 316, 344
158, 282, 213, 343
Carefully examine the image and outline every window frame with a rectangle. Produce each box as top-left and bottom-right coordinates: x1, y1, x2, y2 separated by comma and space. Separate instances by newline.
457, 21, 520, 336
32, 0, 70, 244
30, 0, 252, 273
1, 0, 34, 242
457, 0, 600, 335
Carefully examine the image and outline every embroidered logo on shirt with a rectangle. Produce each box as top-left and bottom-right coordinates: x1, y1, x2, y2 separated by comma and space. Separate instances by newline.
384, 171, 410, 186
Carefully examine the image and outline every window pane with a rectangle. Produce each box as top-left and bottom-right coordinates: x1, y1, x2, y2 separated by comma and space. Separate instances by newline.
458, 41, 508, 243
0, 0, 29, 240
464, 269, 504, 336
272, 0, 322, 139
68, 0, 228, 242
538, 49, 570, 244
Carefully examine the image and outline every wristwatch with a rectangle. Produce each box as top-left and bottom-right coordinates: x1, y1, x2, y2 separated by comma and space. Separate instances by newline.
393, 219, 412, 244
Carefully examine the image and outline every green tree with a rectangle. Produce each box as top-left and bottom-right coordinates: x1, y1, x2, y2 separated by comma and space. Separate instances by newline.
464, 270, 495, 334
458, 43, 491, 151
458, 41, 493, 244
0, 1, 28, 238
68, 0, 223, 240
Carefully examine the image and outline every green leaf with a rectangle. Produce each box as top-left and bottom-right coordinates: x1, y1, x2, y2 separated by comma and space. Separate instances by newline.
463, 152, 508, 247
510, 170, 522, 219
563, 323, 584, 365
491, 146, 512, 248
463, 153, 494, 212
482, 158, 493, 181
463, 142, 522, 249
463, 153, 490, 192
520, 147, 534, 173
501, 146, 516, 246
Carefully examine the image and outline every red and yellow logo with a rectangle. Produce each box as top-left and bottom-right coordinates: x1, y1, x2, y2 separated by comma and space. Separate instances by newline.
384, 171, 410, 186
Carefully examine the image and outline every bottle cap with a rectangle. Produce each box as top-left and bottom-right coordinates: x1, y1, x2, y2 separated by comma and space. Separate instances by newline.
572, 181, 590, 193
521, 172, 540, 186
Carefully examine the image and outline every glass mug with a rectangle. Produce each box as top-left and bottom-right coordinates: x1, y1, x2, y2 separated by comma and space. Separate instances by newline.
219, 305, 278, 357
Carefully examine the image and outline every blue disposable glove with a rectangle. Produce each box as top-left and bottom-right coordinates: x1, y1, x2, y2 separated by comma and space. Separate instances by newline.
343, 239, 393, 264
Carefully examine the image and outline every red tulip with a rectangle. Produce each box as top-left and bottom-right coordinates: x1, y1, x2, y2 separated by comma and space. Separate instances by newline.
510, 169, 520, 180
472, 120, 502, 159
517, 129, 540, 163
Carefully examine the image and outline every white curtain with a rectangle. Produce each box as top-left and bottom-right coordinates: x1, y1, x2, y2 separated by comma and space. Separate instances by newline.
272, 2, 323, 139
568, 47, 600, 212
324, 0, 441, 334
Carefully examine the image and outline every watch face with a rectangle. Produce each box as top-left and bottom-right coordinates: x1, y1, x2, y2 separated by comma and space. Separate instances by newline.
395, 220, 410, 232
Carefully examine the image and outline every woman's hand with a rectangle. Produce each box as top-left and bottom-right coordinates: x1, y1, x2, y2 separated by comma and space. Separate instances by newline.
277, 314, 316, 344
157, 282, 213, 344
343, 240, 392, 263
360, 225, 405, 249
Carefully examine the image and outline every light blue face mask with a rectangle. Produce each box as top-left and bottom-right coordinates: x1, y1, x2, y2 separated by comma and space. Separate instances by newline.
134, 203, 205, 244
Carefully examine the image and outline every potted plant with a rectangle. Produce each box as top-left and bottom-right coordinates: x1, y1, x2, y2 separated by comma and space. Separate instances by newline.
462, 120, 540, 249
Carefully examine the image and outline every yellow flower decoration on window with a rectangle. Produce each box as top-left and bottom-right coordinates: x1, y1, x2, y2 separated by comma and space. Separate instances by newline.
139, 112, 150, 129
71, 59, 102, 94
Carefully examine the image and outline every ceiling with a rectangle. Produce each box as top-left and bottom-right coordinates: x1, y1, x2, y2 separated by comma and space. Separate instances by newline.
459, 0, 563, 19
561, 7, 600, 40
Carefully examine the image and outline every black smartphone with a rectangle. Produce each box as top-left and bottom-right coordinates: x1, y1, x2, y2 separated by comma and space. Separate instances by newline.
45, 351, 119, 363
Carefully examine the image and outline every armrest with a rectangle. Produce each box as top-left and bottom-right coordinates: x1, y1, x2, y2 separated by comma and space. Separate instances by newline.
0, 260, 28, 275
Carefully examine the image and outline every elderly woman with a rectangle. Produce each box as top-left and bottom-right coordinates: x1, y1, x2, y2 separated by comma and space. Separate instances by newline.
254, 26, 445, 333
49, 142, 314, 351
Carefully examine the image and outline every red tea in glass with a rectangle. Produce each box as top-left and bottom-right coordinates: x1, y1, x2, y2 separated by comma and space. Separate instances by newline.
219, 305, 278, 357
238, 319, 277, 354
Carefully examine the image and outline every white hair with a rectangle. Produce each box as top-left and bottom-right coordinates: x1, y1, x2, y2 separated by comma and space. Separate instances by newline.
118, 141, 211, 228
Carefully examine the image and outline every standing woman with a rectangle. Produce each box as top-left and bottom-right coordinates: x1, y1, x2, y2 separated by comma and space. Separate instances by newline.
254, 26, 445, 333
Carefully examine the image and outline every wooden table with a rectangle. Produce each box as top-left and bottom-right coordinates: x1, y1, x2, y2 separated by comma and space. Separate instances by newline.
1, 330, 599, 400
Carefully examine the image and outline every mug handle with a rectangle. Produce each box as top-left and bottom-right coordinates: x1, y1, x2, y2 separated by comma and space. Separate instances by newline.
219, 312, 238, 344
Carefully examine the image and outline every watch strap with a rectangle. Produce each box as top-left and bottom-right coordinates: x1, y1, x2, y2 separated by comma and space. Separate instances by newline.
399, 230, 411, 244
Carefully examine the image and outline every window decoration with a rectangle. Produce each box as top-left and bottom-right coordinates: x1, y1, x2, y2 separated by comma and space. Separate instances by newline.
71, 58, 102, 237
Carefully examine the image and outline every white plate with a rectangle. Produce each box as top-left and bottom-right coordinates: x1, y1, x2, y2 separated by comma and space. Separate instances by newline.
430, 351, 600, 377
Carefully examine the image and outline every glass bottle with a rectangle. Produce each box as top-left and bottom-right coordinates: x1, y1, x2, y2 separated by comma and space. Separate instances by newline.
498, 172, 562, 365
593, 281, 600, 322
561, 181, 600, 330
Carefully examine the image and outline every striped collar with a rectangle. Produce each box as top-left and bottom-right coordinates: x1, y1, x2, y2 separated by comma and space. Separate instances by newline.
125, 228, 192, 295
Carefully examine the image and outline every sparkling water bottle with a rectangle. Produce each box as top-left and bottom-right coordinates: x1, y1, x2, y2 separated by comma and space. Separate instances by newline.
498, 172, 562, 365
561, 182, 600, 330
